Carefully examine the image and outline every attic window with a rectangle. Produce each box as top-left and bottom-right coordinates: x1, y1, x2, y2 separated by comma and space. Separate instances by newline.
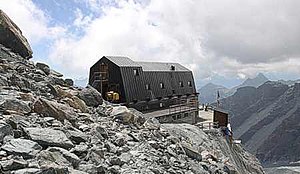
188, 81, 192, 87
160, 82, 165, 89
179, 81, 184, 87
170, 65, 175, 71
146, 84, 150, 90
133, 69, 139, 76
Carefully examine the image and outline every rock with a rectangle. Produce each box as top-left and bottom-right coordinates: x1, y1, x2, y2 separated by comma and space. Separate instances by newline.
24, 127, 74, 149
0, 158, 28, 171
0, 10, 32, 58
62, 96, 88, 113
36, 62, 50, 75
65, 79, 74, 86
33, 98, 78, 122
109, 157, 124, 166
0, 97, 31, 114
144, 118, 160, 130
47, 147, 80, 168
50, 69, 63, 77
11, 168, 41, 174
78, 85, 103, 107
66, 130, 88, 144
1, 138, 42, 158
36, 150, 73, 169
111, 106, 134, 124
0, 121, 13, 142
77, 163, 107, 174
175, 143, 202, 160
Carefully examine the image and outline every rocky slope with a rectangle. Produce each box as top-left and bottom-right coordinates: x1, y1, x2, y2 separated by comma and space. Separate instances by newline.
219, 81, 300, 167
0, 10, 265, 174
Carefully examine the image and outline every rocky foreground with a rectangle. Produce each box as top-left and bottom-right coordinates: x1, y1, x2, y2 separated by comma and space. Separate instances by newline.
0, 10, 264, 174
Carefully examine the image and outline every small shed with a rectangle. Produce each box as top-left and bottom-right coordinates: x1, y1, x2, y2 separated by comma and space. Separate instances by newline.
213, 108, 228, 127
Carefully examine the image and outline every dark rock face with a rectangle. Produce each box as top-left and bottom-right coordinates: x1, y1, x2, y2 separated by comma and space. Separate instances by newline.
220, 81, 300, 166
0, 10, 32, 59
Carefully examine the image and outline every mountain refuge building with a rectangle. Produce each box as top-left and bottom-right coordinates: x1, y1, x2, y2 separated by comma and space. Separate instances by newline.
89, 56, 199, 123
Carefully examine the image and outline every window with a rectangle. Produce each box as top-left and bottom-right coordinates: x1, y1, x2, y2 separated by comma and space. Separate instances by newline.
146, 84, 150, 90
160, 82, 165, 89
170, 65, 175, 70
159, 103, 163, 108
177, 114, 182, 119
188, 81, 192, 87
179, 81, 184, 87
184, 113, 189, 117
133, 69, 139, 76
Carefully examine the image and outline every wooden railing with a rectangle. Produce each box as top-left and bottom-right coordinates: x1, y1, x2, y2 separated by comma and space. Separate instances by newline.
195, 122, 219, 130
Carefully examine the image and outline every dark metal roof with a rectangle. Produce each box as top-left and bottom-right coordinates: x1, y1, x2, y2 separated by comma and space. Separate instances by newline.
103, 56, 191, 72
104, 56, 140, 67
137, 62, 190, 72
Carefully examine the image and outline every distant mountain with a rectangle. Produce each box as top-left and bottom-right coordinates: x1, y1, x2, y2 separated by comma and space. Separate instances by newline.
277, 79, 300, 86
199, 73, 269, 103
219, 81, 300, 167
226, 73, 269, 96
198, 83, 228, 104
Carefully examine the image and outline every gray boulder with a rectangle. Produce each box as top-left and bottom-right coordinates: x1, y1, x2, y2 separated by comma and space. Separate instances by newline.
0, 10, 32, 59
0, 121, 13, 142
47, 147, 80, 168
1, 138, 42, 158
0, 158, 28, 171
0, 97, 31, 114
78, 85, 103, 107
24, 128, 74, 149
11, 168, 41, 174
36, 62, 50, 75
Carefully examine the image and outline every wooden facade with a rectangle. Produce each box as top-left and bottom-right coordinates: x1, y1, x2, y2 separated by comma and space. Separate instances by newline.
213, 109, 229, 127
89, 56, 198, 112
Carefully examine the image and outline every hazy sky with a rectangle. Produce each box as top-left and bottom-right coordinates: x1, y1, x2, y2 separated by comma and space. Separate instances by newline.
1, 0, 300, 88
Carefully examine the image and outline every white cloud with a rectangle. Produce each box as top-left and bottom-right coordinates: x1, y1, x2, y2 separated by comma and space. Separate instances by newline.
0, 0, 66, 45
49, 0, 300, 81
3, 0, 299, 83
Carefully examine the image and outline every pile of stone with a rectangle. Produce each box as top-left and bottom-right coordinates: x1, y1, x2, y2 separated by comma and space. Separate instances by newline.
0, 10, 265, 174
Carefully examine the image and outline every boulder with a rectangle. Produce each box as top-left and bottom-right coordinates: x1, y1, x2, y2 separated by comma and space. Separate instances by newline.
0, 121, 13, 142
65, 79, 74, 86
66, 130, 89, 144
10, 168, 41, 174
33, 98, 78, 122
144, 118, 160, 130
78, 85, 103, 107
0, 10, 32, 59
1, 138, 42, 158
111, 106, 134, 124
0, 97, 31, 114
24, 127, 74, 149
36, 62, 50, 75
47, 147, 80, 168
0, 158, 28, 171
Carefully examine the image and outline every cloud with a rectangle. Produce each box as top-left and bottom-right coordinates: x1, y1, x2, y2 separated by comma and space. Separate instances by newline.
0, 0, 66, 45
48, 0, 300, 81
3, 0, 300, 83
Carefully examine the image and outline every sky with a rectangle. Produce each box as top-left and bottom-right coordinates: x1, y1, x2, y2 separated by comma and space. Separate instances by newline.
0, 0, 300, 88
